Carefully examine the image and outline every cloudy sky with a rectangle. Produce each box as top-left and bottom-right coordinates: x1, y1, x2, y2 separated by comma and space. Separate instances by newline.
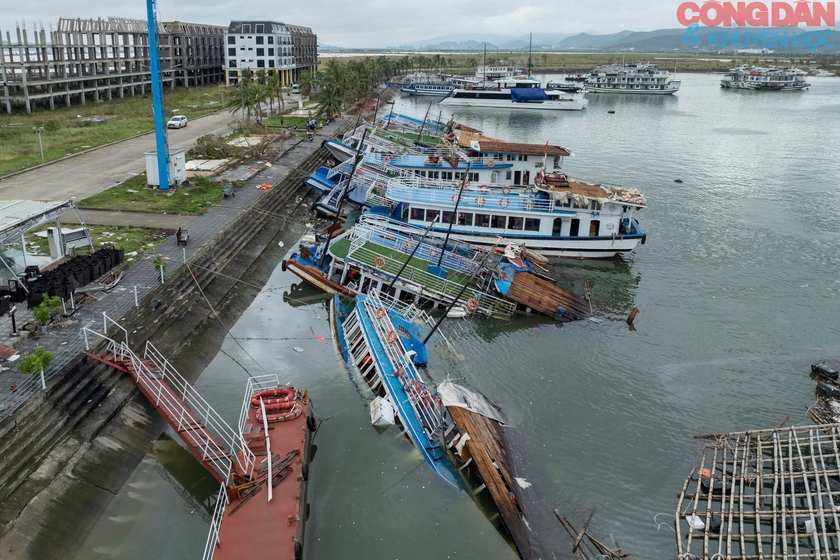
0, 0, 745, 47
0, 0, 832, 47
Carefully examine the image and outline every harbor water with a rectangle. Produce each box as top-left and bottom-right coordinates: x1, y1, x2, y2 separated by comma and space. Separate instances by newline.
73, 72, 840, 559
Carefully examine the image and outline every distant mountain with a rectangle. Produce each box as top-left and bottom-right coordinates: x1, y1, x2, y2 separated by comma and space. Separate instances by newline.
394, 32, 575, 51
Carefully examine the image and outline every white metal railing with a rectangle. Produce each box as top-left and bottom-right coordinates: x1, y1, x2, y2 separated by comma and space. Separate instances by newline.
201, 484, 229, 560
236, 374, 282, 437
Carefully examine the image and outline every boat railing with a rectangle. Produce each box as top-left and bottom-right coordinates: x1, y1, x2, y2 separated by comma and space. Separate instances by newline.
362, 157, 417, 180
236, 374, 283, 440
346, 243, 514, 317
201, 483, 229, 560
359, 297, 447, 435
386, 183, 558, 213
142, 340, 255, 479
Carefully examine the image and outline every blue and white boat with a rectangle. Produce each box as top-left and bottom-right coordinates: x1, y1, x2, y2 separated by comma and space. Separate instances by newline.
440, 76, 588, 111
363, 170, 647, 258
330, 293, 460, 488
400, 82, 457, 96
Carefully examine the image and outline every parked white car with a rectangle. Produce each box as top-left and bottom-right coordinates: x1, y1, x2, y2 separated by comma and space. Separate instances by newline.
167, 115, 188, 129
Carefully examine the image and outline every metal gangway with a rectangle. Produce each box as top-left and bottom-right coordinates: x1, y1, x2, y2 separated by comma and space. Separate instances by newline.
82, 322, 256, 486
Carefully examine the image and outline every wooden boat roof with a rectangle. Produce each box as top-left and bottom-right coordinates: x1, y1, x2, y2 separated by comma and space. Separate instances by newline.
454, 130, 571, 157
548, 179, 647, 207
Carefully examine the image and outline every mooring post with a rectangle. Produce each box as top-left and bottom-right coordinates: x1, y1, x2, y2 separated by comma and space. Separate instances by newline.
62, 299, 67, 315
627, 307, 639, 325
183, 247, 186, 263
70, 293, 75, 309
134, 285, 139, 308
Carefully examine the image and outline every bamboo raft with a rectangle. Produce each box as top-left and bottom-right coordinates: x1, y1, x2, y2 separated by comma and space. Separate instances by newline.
675, 423, 840, 559
505, 271, 590, 320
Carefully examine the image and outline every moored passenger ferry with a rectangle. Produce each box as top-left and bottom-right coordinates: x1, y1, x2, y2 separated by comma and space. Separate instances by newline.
440, 76, 588, 111
585, 63, 681, 94
367, 173, 647, 258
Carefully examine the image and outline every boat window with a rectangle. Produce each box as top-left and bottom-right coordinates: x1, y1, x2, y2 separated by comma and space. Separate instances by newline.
514, 171, 521, 185
508, 216, 524, 230
495, 154, 504, 161
552, 218, 563, 235
442, 211, 454, 224
468, 172, 478, 182
523, 171, 530, 185
589, 199, 602, 210
506, 155, 514, 161
524, 218, 540, 232
410, 207, 425, 221
420, 171, 427, 177
505, 171, 512, 181
442, 171, 453, 180
426, 209, 440, 223
457, 212, 473, 226
491, 215, 506, 228
570, 219, 580, 236
475, 213, 490, 227
589, 220, 600, 236
428, 171, 439, 179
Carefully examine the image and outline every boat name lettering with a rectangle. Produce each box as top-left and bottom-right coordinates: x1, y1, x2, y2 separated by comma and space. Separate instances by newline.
676, 1, 835, 27
682, 23, 834, 51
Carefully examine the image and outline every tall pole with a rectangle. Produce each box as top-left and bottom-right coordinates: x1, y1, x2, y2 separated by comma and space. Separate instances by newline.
33, 127, 44, 163
146, 0, 171, 191
528, 33, 533, 77
384, 221, 437, 295
436, 161, 471, 268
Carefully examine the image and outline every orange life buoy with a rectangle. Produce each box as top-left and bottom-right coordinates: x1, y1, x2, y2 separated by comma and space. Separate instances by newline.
502, 185, 511, 195
499, 198, 510, 209
475, 195, 486, 207
524, 187, 534, 195
451, 193, 461, 204
262, 401, 297, 412
466, 298, 479, 311
429, 247, 440, 258
374, 256, 386, 269
444, 132, 456, 142
251, 387, 296, 407
388, 142, 396, 150
386, 330, 399, 344
375, 307, 386, 319
403, 238, 415, 251
487, 159, 495, 168
256, 402, 303, 423
383, 155, 392, 165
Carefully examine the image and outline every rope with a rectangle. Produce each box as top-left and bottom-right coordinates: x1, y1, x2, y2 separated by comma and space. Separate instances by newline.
654, 512, 677, 534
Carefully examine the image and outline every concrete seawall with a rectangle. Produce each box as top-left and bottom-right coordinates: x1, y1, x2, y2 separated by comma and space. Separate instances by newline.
0, 133, 342, 559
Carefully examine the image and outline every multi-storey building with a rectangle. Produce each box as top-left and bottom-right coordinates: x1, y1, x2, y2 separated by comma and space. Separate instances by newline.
0, 17, 171, 114
224, 21, 317, 86
159, 21, 226, 87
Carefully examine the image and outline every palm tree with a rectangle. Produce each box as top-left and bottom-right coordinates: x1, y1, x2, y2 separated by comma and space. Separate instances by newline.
266, 71, 284, 117
298, 69, 319, 98
230, 67, 255, 123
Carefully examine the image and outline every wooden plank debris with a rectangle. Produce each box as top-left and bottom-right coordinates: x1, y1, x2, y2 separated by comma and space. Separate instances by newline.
505, 272, 589, 320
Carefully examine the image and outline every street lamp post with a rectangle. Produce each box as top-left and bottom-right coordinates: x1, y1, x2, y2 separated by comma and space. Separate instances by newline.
33, 126, 44, 163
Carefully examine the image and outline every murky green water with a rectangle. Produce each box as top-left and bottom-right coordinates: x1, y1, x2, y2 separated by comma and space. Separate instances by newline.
75, 73, 840, 559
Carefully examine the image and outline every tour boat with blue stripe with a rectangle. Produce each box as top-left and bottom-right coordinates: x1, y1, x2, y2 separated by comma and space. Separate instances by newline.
440, 76, 588, 111
364, 170, 647, 258
330, 293, 460, 488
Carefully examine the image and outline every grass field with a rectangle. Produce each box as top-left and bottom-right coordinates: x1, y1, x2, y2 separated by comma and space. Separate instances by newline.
78, 173, 241, 215
0, 85, 236, 177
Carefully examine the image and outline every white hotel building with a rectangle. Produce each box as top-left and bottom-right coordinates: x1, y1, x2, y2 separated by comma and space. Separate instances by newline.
224, 21, 317, 86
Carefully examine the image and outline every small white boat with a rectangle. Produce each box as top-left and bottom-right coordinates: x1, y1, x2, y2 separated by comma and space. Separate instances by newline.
440, 76, 587, 111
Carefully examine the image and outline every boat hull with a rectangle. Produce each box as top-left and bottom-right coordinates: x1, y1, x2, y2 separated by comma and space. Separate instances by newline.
284, 257, 357, 297
439, 98, 587, 111
585, 85, 680, 95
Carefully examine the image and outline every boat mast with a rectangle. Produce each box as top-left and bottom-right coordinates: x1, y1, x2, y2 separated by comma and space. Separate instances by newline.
437, 160, 471, 268
417, 99, 434, 143
527, 32, 532, 77
482, 42, 486, 83
383, 220, 437, 294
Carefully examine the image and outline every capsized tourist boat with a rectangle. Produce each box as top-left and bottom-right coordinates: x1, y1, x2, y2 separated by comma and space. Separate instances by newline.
81, 326, 314, 560
440, 76, 588, 111
585, 62, 681, 94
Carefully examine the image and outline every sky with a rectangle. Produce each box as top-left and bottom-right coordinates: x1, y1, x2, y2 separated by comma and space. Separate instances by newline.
1, 0, 836, 48
0, 0, 697, 47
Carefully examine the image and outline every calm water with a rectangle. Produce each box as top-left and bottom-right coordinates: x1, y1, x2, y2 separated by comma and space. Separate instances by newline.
74, 73, 840, 559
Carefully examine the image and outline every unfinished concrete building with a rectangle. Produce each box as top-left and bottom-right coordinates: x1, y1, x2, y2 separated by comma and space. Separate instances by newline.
0, 18, 173, 114
158, 21, 226, 87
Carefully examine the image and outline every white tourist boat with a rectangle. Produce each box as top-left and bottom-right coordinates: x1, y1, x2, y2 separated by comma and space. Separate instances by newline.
440, 76, 588, 111
585, 63, 681, 95
364, 169, 647, 259
720, 66, 810, 90
475, 61, 521, 81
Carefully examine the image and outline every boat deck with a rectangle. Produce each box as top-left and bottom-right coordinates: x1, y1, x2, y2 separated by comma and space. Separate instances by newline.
214, 399, 309, 560
506, 272, 589, 320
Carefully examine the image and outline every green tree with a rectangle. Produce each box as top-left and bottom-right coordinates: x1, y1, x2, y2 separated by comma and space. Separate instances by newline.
17, 344, 54, 390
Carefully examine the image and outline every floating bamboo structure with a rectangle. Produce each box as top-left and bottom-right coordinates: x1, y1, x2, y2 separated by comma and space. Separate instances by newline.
676, 423, 840, 559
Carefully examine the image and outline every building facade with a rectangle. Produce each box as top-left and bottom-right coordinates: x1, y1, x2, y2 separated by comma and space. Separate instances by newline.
224, 21, 317, 86
159, 21, 226, 87
0, 17, 172, 114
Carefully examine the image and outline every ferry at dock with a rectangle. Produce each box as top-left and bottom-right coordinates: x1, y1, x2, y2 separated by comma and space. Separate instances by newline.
585, 63, 681, 95
440, 76, 588, 111
475, 61, 521, 81
720, 66, 810, 90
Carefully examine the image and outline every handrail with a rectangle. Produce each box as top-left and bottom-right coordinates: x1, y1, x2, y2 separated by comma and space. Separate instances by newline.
201, 484, 229, 560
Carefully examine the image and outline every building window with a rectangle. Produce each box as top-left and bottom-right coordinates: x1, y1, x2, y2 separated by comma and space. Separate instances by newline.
228, 36, 235, 44
268, 36, 274, 44
268, 60, 274, 68
257, 60, 264, 67
256, 48, 264, 56
229, 60, 236, 67
255, 24, 264, 33
256, 36, 264, 45
228, 48, 236, 56
242, 24, 251, 33
268, 48, 274, 56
